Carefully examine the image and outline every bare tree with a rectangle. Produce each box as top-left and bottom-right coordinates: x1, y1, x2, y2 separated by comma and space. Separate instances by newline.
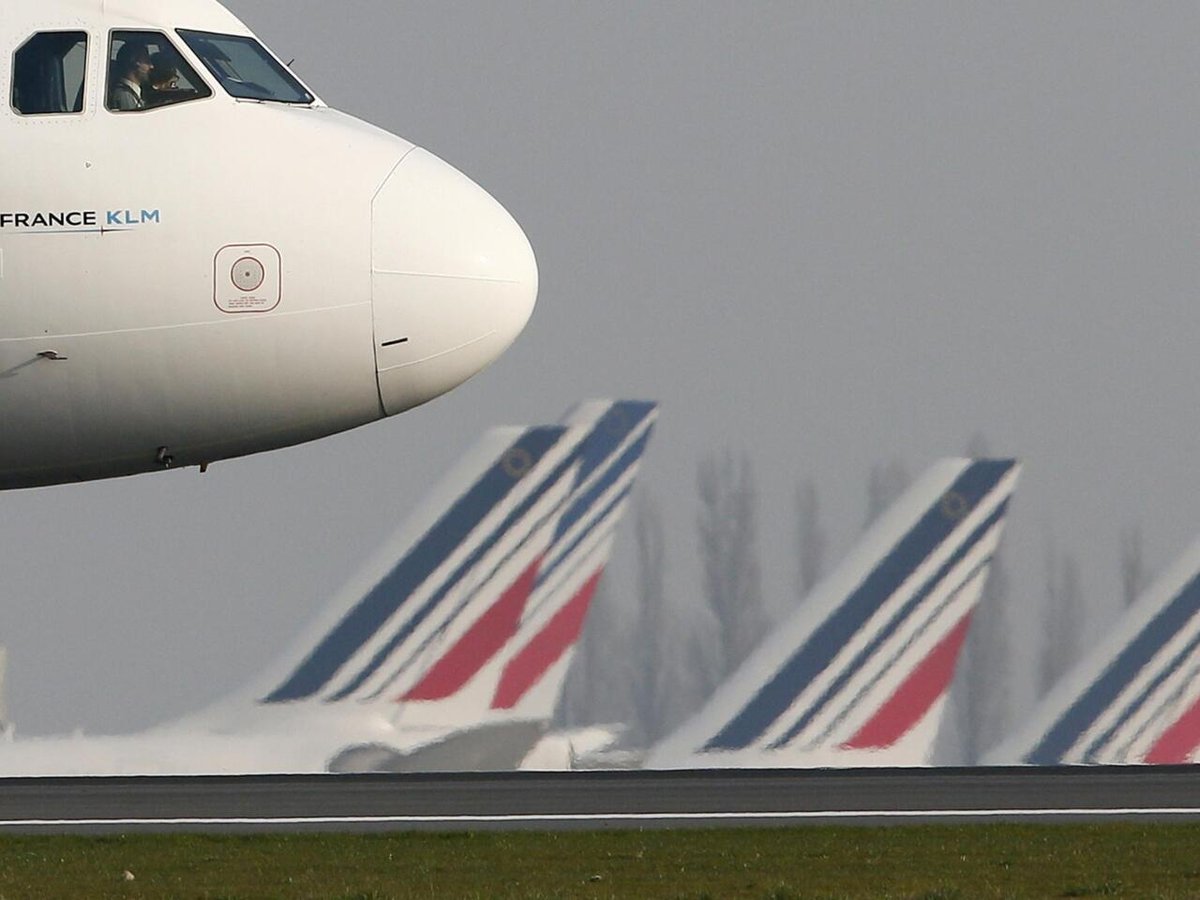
964, 431, 992, 459
656, 595, 724, 739
557, 576, 634, 730
865, 458, 910, 528
631, 493, 667, 744
1120, 525, 1147, 609
954, 550, 1010, 763
697, 451, 766, 683
558, 489, 715, 748
795, 478, 825, 599
1039, 540, 1083, 698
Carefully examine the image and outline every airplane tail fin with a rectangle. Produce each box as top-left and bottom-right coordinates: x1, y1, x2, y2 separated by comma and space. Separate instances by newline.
647, 458, 1020, 768
986, 536, 1200, 765
256, 401, 657, 736
392, 400, 659, 727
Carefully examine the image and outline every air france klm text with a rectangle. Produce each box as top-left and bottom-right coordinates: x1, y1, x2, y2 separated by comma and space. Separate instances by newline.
0, 209, 161, 230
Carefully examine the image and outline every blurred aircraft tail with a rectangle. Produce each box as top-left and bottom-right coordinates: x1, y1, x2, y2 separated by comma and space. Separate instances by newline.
985, 537, 1200, 765
257, 401, 658, 739
646, 458, 1020, 768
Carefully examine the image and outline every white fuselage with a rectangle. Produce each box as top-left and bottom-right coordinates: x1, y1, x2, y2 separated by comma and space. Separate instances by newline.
0, 0, 537, 488
0, 703, 457, 776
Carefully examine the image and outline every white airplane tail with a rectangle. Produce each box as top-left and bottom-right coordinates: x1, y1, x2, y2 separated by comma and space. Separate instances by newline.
255, 400, 658, 741
646, 458, 1020, 768
985, 536, 1200, 765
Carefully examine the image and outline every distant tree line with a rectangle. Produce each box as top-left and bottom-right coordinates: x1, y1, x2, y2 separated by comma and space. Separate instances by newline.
560, 442, 1153, 764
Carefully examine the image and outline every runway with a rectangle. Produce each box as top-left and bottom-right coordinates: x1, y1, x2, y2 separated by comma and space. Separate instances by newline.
2, 767, 1200, 834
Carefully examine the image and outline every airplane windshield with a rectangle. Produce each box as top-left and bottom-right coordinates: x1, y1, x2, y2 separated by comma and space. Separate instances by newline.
107, 31, 212, 112
177, 31, 313, 105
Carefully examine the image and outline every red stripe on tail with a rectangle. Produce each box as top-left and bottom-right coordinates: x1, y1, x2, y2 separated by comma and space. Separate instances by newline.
399, 557, 541, 702
491, 568, 603, 710
1144, 695, 1200, 764
842, 612, 973, 750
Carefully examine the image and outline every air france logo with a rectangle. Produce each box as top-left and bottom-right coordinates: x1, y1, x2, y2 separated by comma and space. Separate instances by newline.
0, 208, 162, 234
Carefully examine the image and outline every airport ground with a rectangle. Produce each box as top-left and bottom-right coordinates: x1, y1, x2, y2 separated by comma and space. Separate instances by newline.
2, 823, 1199, 898
3, 769, 1198, 896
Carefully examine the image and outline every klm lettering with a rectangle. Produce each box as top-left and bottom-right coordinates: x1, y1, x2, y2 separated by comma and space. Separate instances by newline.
106, 209, 161, 226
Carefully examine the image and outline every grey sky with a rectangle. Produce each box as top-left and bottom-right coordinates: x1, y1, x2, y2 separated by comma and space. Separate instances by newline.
4, 1, 1199, 737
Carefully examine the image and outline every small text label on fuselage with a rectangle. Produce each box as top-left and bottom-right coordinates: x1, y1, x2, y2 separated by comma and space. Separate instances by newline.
0, 209, 162, 232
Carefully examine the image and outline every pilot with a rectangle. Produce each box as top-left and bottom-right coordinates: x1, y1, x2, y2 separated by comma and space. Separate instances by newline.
108, 44, 153, 111
144, 59, 180, 108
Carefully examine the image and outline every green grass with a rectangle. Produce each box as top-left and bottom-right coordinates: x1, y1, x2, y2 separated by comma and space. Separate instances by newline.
0, 824, 1197, 899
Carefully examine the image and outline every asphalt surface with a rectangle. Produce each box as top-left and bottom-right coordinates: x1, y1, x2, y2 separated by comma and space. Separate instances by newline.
1, 767, 1199, 833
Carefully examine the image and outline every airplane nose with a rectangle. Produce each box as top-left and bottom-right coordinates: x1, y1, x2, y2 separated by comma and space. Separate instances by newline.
371, 148, 538, 416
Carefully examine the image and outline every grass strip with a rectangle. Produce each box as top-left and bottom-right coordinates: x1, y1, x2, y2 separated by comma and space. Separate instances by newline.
0, 823, 1198, 898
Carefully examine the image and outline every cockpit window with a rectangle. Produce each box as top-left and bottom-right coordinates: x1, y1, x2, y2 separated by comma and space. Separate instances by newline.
176, 30, 313, 105
12, 31, 87, 116
107, 31, 211, 113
